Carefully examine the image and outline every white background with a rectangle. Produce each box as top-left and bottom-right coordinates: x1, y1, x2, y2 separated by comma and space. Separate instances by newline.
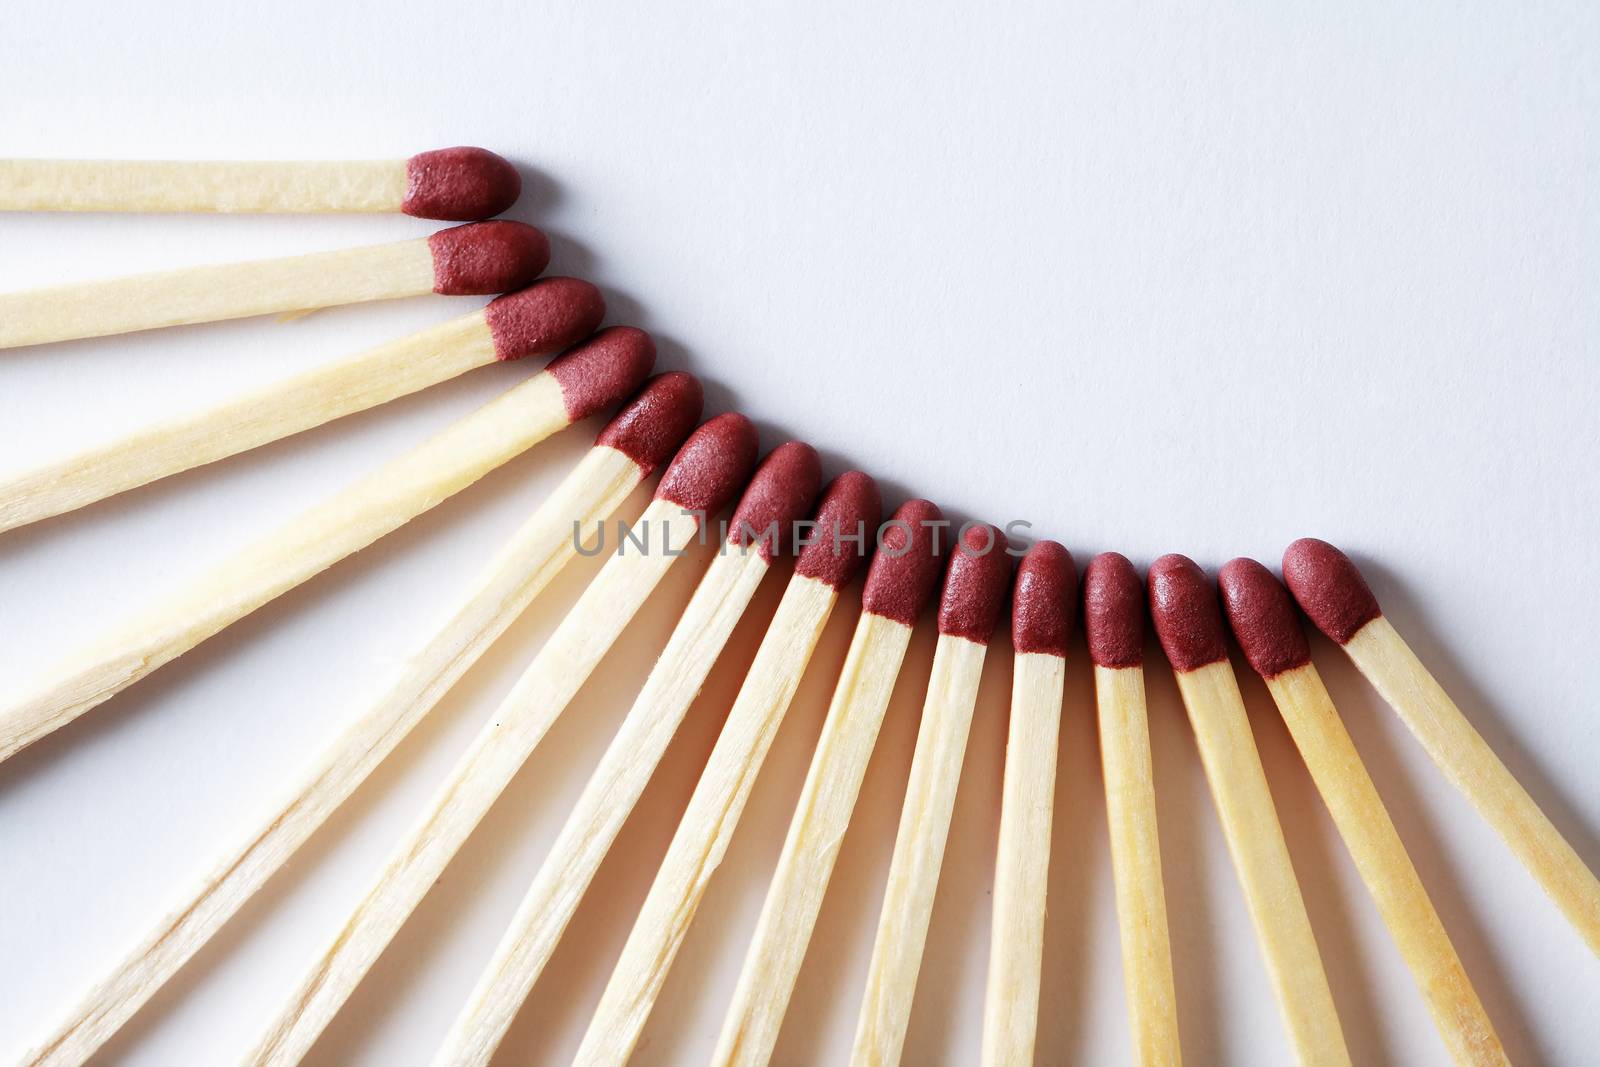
2, 3, 1597, 1064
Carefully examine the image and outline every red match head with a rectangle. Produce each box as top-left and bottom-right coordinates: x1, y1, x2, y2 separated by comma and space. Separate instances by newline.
544, 327, 656, 422
1219, 558, 1312, 679
728, 442, 824, 561
428, 221, 550, 296
403, 146, 522, 221
1281, 538, 1383, 645
1012, 541, 1078, 657
861, 499, 946, 626
937, 524, 1014, 644
1147, 554, 1229, 673
483, 278, 606, 362
1084, 552, 1144, 669
595, 372, 704, 476
795, 471, 883, 589
655, 413, 760, 517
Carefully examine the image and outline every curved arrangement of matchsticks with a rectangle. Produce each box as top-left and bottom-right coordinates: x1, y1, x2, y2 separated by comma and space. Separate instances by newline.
1, 147, 1596, 1067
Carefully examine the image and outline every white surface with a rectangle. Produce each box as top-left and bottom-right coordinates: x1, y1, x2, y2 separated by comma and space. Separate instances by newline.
1, 3, 1597, 1064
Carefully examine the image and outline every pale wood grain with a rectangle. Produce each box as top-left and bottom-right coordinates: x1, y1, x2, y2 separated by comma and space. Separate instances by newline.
13, 444, 643, 1067
575, 574, 842, 1066
850, 633, 991, 1067
0, 372, 570, 764
433, 546, 773, 1067
711, 611, 915, 1067
1094, 663, 1182, 1067
0, 310, 497, 532
1346, 616, 1600, 956
0, 158, 407, 214
1174, 660, 1350, 1067
0, 237, 436, 349
979, 650, 1066, 1067
243, 498, 704, 1067
1266, 662, 1507, 1066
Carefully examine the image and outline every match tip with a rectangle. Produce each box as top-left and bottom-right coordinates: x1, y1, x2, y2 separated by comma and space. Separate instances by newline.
547, 326, 656, 421
483, 277, 606, 362
655, 413, 760, 516
428, 221, 550, 296
595, 372, 702, 475
1012, 541, 1077, 657
1219, 558, 1312, 679
937, 524, 1014, 644
404, 146, 522, 220
1147, 554, 1229, 673
1084, 552, 1144, 668
727, 442, 824, 561
1281, 538, 1383, 644
861, 499, 946, 625
795, 471, 883, 589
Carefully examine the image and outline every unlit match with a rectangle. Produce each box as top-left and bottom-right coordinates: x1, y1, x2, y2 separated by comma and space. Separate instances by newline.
0, 277, 603, 533
1283, 538, 1600, 957
981, 541, 1076, 1067
0, 146, 521, 219
1085, 552, 1182, 1067
574, 451, 856, 1067
241, 415, 761, 1067
14, 373, 703, 1067
0, 219, 548, 349
0, 321, 651, 765
711, 500, 945, 1067
438, 455, 850, 1067
851, 524, 1014, 1067
1221, 558, 1508, 1066
1149, 554, 1351, 1067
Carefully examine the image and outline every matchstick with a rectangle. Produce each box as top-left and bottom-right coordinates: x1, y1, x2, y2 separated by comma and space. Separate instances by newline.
1085, 552, 1181, 1067
438, 464, 865, 1067
0, 314, 651, 765
980, 541, 1076, 1067
0, 277, 603, 533
242, 417, 766, 1067
1148, 555, 1351, 1067
851, 524, 1014, 1067
0, 219, 549, 349
710, 500, 945, 1067
12, 373, 703, 1067
1220, 558, 1508, 1066
0, 147, 521, 219
573, 458, 879, 1067
1282, 538, 1600, 956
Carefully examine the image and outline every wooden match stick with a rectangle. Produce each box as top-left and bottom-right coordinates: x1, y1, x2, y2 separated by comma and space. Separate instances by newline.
0, 314, 650, 765
13, 373, 703, 1067
1149, 555, 1351, 1067
0, 277, 603, 533
437, 463, 860, 1067
1283, 538, 1600, 956
1221, 558, 1508, 1066
1085, 552, 1181, 1067
850, 524, 1014, 1067
572, 457, 877, 1067
0, 219, 549, 350
0, 147, 521, 219
710, 500, 945, 1067
242, 416, 764, 1067
980, 541, 1076, 1067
